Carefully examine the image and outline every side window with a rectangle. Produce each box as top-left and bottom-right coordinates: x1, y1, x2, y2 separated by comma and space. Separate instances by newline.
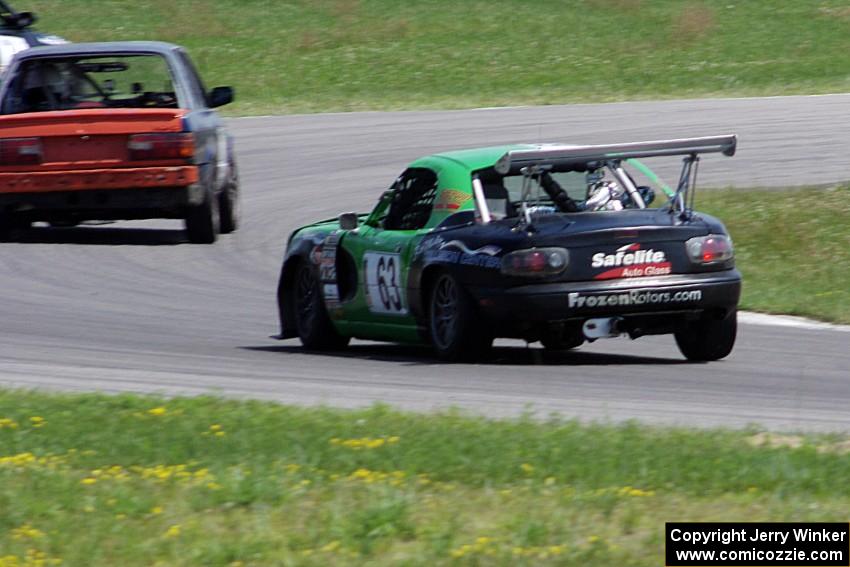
383, 168, 438, 231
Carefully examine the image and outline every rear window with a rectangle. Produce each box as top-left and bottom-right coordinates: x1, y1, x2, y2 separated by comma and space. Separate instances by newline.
503, 171, 589, 203
1, 53, 179, 114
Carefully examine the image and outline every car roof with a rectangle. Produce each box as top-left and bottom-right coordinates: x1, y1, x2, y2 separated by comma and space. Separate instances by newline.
415, 144, 541, 172
12, 40, 182, 59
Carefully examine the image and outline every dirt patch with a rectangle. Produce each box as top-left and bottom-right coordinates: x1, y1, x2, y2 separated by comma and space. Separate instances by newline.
670, 2, 716, 44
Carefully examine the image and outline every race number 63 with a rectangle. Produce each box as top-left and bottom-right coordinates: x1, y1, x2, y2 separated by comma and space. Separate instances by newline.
364, 252, 407, 315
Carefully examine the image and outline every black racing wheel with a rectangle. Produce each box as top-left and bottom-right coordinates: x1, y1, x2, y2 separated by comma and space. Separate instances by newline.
294, 262, 349, 350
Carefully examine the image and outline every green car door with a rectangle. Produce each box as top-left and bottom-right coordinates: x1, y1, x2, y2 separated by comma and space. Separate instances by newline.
334, 167, 439, 342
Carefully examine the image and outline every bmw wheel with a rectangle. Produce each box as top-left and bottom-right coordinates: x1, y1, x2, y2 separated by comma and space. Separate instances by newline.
185, 187, 220, 244
428, 273, 492, 361
218, 162, 240, 234
294, 262, 349, 350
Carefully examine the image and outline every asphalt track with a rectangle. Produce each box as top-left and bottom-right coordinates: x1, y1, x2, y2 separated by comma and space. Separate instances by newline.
1, 94, 849, 432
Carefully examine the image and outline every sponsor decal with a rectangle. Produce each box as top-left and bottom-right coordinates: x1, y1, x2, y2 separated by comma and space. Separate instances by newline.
433, 189, 472, 211
568, 289, 702, 309
415, 236, 501, 269
591, 243, 671, 280
440, 240, 501, 256
319, 232, 342, 310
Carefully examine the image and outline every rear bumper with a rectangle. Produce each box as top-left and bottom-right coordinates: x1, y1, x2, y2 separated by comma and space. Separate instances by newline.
0, 166, 199, 194
0, 167, 204, 220
473, 270, 741, 323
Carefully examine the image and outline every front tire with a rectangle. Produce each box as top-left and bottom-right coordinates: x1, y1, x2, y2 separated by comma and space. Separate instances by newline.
675, 310, 737, 361
294, 262, 349, 350
185, 188, 220, 244
428, 273, 492, 361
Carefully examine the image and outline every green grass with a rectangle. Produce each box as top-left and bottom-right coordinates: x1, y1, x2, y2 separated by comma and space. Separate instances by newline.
27, 0, 850, 115
2, 391, 850, 565
698, 185, 850, 324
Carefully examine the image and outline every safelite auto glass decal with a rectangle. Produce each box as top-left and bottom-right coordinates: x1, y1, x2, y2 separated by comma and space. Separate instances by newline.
591, 243, 672, 280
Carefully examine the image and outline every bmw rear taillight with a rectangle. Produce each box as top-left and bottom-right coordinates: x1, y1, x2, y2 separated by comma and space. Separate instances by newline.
0, 137, 42, 165
685, 234, 734, 264
128, 133, 194, 161
501, 247, 569, 277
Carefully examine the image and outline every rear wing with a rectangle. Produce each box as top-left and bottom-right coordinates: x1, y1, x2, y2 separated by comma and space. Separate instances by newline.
494, 134, 737, 175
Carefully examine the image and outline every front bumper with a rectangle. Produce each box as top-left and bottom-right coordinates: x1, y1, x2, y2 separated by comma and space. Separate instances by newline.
473, 270, 741, 323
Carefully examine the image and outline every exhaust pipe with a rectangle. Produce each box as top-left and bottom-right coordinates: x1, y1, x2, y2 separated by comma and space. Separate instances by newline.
582, 317, 623, 340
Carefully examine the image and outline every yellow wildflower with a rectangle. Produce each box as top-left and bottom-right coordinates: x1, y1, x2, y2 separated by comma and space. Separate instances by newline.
150, 506, 164, 515
321, 541, 341, 553
80, 477, 97, 485
164, 525, 181, 538
10, 524, 44, 540
147, 407, 167, 416
520, 463, 534, 474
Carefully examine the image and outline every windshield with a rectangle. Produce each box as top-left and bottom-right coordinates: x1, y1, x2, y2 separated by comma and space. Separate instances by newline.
1, 53, 179, 114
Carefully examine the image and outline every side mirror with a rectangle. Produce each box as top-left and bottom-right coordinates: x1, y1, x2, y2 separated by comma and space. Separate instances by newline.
339, 212, 359, 231
207, 86, 234, 108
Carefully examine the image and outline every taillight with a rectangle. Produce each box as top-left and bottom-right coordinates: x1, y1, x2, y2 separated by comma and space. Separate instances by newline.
501, 247, 569, 277
128, 133, 194, 161
0, 137, 42, 165
685, 234, 734, 264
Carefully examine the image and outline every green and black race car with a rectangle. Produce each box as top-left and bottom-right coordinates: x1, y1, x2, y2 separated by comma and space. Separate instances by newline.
276, 135, 741, 362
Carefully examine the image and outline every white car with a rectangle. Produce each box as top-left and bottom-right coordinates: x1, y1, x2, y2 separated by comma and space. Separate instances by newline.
0, 3, 66, 73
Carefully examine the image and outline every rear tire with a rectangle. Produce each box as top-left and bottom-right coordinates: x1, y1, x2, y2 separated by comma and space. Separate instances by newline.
294, 262, 349, 350
185, 188, 220, 244
428, 272, 492, 361
218, 163, 240, 234
0, 215, 29, 240
675, 310, 737, 361
0, 215, 10, 241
